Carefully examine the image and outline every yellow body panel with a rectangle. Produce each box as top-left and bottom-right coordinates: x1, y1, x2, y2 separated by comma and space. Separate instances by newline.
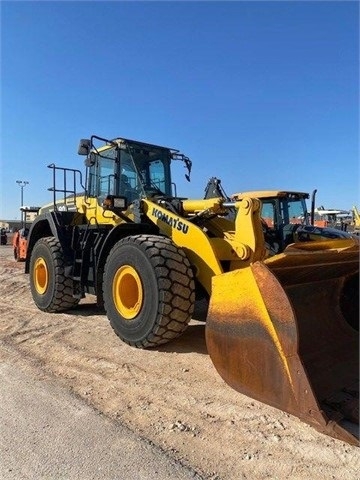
143, 199, 223, 293
40, 195, 135, 226
142, 196, 268, 293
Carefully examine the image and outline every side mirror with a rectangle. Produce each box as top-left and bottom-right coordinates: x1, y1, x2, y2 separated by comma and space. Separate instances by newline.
78, 139, 91, 156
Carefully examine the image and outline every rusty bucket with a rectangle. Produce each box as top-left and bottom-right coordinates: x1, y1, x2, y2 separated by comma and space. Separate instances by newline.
206, 240, 359, 445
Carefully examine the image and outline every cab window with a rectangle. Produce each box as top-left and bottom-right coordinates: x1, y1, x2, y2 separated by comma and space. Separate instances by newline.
261, 201, 276, 228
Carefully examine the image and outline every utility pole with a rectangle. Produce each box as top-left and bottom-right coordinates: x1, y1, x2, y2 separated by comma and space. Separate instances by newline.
16, 180, 29, 228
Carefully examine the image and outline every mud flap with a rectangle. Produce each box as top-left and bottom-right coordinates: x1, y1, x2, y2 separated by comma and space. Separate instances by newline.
205, 243, 359, 445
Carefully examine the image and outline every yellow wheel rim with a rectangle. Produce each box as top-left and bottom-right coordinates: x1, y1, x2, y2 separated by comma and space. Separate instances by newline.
113, 265, 143, 320
33, 257, 48, 295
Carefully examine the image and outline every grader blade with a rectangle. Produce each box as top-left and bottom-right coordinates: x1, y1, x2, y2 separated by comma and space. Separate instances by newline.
206, 242, 359, 445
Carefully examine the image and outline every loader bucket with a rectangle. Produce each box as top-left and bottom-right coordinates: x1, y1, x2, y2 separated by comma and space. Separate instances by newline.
206, 240, 359, 445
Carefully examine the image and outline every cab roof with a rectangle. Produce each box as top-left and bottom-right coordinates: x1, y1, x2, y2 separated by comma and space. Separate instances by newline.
97, 137, 179, 154
232, 190, 309, 200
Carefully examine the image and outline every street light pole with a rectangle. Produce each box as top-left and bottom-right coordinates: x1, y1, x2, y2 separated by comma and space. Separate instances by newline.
16, 180, 29, 228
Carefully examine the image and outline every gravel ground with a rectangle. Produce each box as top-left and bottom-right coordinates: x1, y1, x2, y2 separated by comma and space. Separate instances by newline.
0, 243, 359, 479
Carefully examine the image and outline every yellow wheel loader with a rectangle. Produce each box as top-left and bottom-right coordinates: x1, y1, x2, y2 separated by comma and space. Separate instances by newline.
26, 135, 359, 445
204, 177, 357, 253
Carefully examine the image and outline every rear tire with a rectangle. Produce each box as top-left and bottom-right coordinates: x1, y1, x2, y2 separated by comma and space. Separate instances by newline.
29, 236, 79, 312
103, 234, 195, 348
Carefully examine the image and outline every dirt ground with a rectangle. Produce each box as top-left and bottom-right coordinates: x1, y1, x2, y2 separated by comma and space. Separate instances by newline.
0, 242, 359, 480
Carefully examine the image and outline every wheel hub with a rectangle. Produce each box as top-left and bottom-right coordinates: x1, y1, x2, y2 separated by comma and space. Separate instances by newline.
34, 257, 48, 295
113, 265, 143, 319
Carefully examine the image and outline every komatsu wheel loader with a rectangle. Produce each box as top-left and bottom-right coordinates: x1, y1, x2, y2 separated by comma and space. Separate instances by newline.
25, 135, 359, 445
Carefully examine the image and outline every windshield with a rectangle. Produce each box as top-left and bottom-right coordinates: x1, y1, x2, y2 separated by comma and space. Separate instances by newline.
125, 142, 172, 197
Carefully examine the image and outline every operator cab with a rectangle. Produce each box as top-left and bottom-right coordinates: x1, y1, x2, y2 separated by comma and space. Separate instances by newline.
260, 192, 309, 250
233, 191, 310, 253
78, 136, 192, 213
79, 137, 173, 206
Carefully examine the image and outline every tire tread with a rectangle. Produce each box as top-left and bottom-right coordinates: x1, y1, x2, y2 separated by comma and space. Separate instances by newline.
105, 234, 195, 348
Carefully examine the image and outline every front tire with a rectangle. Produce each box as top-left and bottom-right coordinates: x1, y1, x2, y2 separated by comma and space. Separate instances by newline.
29, 237, 79, 312
103, 235, 195, 348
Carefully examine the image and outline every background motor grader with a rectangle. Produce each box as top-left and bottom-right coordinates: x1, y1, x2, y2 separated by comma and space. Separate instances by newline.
25, 135, 359, 445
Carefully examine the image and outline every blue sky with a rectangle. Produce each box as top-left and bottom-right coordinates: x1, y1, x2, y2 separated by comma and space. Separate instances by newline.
1, 0, 359, 220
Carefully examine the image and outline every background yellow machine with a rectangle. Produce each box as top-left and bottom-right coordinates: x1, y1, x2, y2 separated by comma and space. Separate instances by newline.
352, 206, 360, 235
25, 135, 359, 445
